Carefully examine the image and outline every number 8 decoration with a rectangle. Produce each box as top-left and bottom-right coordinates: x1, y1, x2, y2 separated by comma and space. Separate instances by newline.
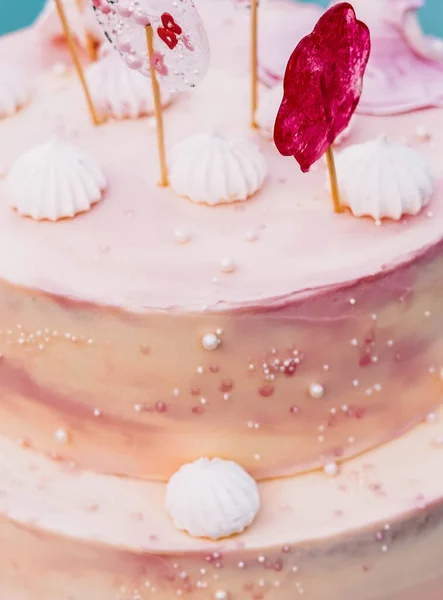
91, 0, 210, 92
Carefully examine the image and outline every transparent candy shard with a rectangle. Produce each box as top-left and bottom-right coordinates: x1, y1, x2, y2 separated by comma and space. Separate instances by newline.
92, 0, 210, 91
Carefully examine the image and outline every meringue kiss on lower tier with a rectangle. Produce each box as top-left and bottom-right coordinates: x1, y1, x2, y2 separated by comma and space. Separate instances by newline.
165, 458, 260, 540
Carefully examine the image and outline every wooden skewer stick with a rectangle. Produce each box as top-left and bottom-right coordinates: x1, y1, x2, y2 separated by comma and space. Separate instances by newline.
54, 0, 100, 125
75, 0, 97, 62
251, 0, 259, 128
145, 25, 169, 187
325, 146, 343, 213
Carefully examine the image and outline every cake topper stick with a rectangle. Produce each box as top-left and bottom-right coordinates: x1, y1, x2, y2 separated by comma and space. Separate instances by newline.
54, 0, 99, 125
251, 0, 259, 128
92, 0, 210, 186
75, 0, 97, 61
145, 24, 169, 187
325, 147, 341, 213
273, 2, 370, 213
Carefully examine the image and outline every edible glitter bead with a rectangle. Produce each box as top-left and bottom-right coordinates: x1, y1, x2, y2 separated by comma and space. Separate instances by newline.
202, 333, 221, 351
54, 428, 68, 444
309, 383, 324, 399
174, 229, 191, 244
245, 229, 258, 242
220, 258, 236, 273
214, 591, 228, 600
324, 461, 339, 477
415, 126, 430, 142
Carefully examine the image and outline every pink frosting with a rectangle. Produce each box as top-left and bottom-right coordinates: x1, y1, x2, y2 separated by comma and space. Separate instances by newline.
258, 1, 322, 87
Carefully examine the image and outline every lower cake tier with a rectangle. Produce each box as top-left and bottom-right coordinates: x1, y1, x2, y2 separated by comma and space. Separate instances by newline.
2, 407, 443, 600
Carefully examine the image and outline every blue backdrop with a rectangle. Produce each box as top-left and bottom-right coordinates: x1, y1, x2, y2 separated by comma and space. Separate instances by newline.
0, 0, 442, 36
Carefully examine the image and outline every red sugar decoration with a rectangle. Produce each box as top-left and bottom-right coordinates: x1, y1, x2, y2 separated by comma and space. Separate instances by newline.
273, 2, 370, 172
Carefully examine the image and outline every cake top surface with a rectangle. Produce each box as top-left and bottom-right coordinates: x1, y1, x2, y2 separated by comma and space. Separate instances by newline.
0, 1, 442, 312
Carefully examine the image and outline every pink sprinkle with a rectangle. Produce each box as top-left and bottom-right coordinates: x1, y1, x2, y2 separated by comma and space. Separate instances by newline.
283, 359, 297, 376
116, 1, 133, 17
151, 52, 168, 76
133, 10, 151, 26
359, 353, 371, 367
220, 379, 233, 393
125, 54, 143, 70
259, 385, 274, 398
116, 35, 132, 53
155, 401, 167, 413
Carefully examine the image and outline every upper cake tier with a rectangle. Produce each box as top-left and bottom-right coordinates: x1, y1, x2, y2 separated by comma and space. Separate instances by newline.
0, 0, 442, 482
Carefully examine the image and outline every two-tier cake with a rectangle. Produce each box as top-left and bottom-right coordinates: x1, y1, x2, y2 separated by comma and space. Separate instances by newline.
1, 1, 443, 599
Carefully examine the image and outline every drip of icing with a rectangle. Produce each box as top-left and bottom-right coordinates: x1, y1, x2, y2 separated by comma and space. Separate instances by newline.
169, 133, 267, 206
86, 50, 172, 120
165, 458, 260, 540
7, 138, 107, 222
335, 136, 434, 221
0, 66, 30, 118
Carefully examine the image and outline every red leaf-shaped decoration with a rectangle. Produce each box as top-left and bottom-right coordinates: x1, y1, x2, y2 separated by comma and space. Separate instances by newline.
273, 2, 370, 173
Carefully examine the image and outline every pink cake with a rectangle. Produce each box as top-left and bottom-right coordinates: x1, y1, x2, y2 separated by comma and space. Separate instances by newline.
1, 1, 443, 599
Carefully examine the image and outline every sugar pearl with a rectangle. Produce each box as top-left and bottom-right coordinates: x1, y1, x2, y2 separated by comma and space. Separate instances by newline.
202, 333, 221, 351
245, 229, 258, 242
309, 383, 324, 399
221, 258, 236, 273
214, 591, 229, 600
415, 126, 430, 142
54, 428, 68, 444
324, 461, 339, 477
52, 62, 67, 76
174, 229, 190, 244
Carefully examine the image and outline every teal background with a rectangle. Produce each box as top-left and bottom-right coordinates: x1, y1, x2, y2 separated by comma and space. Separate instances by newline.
0, 0, 442, 36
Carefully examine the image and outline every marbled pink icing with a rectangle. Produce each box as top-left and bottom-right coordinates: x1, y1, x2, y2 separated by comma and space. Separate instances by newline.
2, 407, 443, 599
